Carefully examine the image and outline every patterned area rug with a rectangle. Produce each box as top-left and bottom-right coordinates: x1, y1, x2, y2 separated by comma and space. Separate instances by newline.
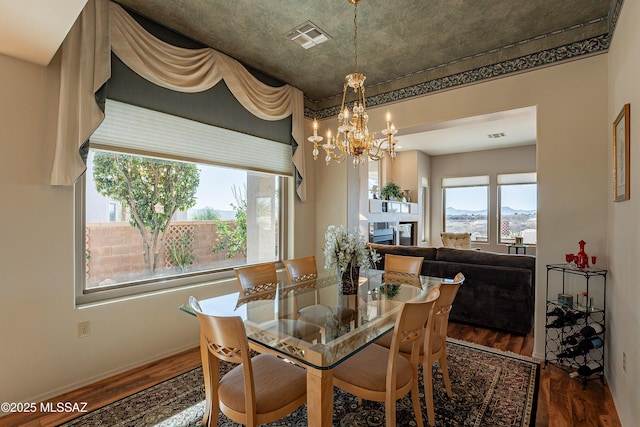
60, 339, 539, 427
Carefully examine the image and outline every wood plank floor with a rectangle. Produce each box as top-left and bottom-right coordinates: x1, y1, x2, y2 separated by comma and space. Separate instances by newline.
448, 323, 621, 427
0, 323, 622, 427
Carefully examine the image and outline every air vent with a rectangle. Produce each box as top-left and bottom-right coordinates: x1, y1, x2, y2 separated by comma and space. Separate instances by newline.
285, 21, 330, 49
488, 132, 505, 139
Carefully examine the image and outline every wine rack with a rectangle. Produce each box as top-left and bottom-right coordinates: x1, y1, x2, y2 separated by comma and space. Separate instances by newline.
545, 264, 607, 388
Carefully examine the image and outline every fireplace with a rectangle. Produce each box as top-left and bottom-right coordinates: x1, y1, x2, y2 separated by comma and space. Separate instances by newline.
369, 221, 417, 246
369, 222, 395, 245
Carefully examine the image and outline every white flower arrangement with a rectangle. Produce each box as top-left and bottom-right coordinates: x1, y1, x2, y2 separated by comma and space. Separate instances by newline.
323, 225, 381, 271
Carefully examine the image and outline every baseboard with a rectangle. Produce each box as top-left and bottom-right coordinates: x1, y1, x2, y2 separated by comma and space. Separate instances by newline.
19, 341, 199, 406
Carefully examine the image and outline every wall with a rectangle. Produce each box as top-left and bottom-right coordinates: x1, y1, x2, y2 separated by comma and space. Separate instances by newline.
85, 221, 243, 286
607, 0, 640, 424
387, 150, 431, 245
0, 50, 317, 404
429, 145, 537, 253
315, 53, 609, 385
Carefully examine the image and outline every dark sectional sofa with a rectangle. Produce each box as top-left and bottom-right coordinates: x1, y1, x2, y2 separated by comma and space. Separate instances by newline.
367, 243, 536, 335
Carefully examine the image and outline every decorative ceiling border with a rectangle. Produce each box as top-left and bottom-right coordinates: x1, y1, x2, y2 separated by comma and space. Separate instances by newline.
307, 33, 610, 120
609, 0, 624, 35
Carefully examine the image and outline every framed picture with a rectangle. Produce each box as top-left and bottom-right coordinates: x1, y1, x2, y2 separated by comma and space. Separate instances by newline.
613, 103, 630, 201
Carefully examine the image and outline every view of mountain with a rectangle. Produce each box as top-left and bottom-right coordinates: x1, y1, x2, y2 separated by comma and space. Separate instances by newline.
446, 207, 536, 215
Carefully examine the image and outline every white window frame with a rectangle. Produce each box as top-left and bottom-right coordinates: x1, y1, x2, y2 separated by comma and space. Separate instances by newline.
497, 172, 537, 245
442, 175, 490, 243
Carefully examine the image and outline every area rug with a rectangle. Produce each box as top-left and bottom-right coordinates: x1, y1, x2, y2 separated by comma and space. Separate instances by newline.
60, 339, 539, 427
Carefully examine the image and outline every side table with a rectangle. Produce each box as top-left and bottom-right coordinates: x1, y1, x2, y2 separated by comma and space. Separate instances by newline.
508, 244, 528, 254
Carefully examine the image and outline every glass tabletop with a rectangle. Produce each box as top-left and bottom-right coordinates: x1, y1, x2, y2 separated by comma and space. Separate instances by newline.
180, 269, 444, 370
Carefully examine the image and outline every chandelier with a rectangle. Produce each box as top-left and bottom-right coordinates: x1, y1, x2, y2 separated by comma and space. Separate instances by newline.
308, 0, 398, 167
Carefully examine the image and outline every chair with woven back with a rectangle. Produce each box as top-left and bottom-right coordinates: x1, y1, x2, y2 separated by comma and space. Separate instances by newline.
234, 262, 322, 343
382, 253, 424, 287
189, 296, 307, 427
234, 262, 279, 297
332, 294, 440, 427
384, 253, 424, 275
283, 256, 318, 284
283, 256, 356, 332
375, 272, 465, 426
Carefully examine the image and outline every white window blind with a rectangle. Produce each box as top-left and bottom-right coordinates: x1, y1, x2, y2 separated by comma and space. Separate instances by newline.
497, 172, 537, 185
91, 99, 293, 176
442, 175, 490, 188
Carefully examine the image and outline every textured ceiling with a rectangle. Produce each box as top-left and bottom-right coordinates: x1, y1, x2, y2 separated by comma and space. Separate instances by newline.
115, 0, 614, 115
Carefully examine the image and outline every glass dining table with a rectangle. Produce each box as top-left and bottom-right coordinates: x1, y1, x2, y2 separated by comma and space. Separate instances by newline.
180, 269, 445, 427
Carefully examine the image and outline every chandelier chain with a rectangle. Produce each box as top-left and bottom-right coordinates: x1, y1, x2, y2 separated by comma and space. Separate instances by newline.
353, 3, 358, 72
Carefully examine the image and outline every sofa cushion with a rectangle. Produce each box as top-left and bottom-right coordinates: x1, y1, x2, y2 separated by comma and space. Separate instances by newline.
435, 247, 535, 270
367, 243, 437, 261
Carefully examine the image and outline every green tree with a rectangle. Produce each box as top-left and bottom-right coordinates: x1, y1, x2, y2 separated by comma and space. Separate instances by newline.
191, 207, 221, 221
213, 185, 247, 258
92, 152, 200, 273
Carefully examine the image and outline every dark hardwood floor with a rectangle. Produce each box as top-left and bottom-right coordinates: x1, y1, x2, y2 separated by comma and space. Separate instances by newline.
0, 322, 621, 427
448, 322, 621, 427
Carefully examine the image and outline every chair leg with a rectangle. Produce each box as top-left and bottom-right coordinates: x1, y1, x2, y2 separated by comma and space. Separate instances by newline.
440, 350, 453, 398
411, 381, 425, 427
423, 362, 435, 426
385, 394, 396, 427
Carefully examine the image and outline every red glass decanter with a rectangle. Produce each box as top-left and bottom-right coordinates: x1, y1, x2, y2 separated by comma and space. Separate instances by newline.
575, 240, 589, 269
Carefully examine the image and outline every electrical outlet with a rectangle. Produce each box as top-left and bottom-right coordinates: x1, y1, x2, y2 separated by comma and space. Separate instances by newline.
623, 352, 627, 373
78, 321, 91, 338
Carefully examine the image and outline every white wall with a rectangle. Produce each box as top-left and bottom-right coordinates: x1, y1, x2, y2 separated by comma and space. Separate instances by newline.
607, 0, 640, 424
0, 50, 318, 404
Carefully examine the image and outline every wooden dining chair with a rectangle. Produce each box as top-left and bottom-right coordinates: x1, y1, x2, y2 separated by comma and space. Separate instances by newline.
283, 256, 318, 283
283, 256, 356, 331
234, 262, 279, 296
189, 296, 307, 427
384, 253, 424, 275
382, 253, 425, 287
375, 272, 465, 426
332, 296, 439, 427
234, 262, 322, 343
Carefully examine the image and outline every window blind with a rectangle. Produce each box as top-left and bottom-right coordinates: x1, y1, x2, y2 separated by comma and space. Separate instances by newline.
497, 172, 537, 185
91, 99, 293, 176
442, 175, 490, 188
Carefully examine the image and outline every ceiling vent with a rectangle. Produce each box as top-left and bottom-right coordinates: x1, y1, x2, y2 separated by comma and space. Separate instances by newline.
285, 21, 330, 49
488, 132, 506, 139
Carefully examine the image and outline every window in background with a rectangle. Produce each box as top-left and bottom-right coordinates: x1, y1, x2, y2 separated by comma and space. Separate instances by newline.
421, 177, 430, 243
108, 202, 117, 222
498, 172, 537, 244
368, 158, 380, 199
442, 176, 489, 242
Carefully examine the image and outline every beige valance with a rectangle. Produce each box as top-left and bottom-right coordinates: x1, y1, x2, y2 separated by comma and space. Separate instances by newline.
52, 0, 306, 201
50, 0, 110, 186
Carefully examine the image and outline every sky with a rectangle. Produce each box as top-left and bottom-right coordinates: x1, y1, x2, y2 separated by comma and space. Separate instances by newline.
446, 184, 537, 211
192, 165, 246, 211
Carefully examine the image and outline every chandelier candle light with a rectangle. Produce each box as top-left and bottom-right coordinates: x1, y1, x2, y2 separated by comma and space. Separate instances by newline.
308, 0, 398, 167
